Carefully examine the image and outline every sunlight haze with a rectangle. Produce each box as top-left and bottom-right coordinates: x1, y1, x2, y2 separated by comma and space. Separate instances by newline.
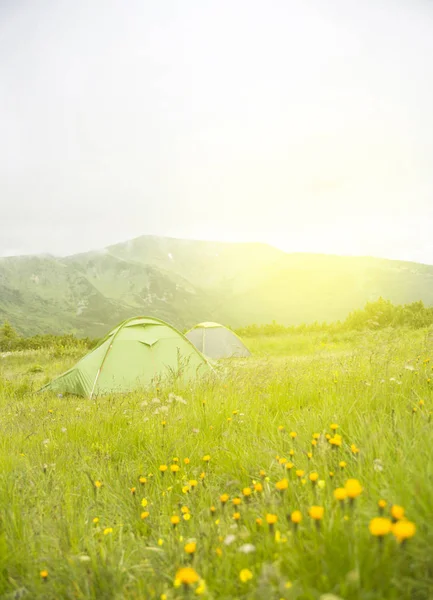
1, 0, 432, 262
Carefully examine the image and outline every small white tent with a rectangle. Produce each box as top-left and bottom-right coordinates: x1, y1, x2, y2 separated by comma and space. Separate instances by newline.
186, 322, 251, 359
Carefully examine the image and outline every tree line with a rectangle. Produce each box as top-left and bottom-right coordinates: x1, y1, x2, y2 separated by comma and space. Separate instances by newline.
1, 298, 433, 351
234, 298, 433, 337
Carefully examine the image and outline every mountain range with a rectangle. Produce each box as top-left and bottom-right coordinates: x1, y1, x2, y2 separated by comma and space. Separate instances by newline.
1, 235, 433, 337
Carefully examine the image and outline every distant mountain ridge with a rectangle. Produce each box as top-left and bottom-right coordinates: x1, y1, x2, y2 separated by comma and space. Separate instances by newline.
1, 235, 433, 337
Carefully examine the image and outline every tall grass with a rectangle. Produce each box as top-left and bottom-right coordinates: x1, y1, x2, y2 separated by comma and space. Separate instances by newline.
0, 329, 432, 599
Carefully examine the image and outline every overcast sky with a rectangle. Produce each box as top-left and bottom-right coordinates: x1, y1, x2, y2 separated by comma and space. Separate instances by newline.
1, 0, 433, 262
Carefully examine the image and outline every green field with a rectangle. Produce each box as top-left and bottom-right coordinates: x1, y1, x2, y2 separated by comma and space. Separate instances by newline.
0, 328, 432, 599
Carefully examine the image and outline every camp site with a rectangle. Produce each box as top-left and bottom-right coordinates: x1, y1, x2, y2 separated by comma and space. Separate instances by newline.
2, 1, 433, 598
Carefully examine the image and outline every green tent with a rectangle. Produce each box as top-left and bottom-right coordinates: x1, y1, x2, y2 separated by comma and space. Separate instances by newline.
41, 316, 212, 398
186, 322, 251, 359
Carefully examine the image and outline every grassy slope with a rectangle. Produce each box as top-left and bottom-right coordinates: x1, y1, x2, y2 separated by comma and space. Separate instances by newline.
4, 237, 433, 337
0, 329, 432, 599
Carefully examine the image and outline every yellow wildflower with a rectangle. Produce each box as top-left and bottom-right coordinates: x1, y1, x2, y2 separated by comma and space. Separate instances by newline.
291, 510, 302, 524
184, 541, 196, 554
369, 517, 392, 537
309, 506, 324, 520
345, 479, 363, 499
391, 505, 405, 521
239, 568, 253, 583
175, 567, 200, 585
334, 487, 347, 501
266, 513, 278, 525
392, 520, 416, 542
276, 479, 289, 491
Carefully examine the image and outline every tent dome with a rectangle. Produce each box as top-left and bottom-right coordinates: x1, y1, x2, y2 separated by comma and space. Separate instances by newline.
41, 316, 211, 398
186, 322, 251, 359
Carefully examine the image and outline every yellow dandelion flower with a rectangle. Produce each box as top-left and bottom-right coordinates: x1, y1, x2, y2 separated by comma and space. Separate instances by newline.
285, 462, 294, 470
94, 480, 103, 489
308, 506, 324, 520
216, 547, 223, 557
291, 510, 302, 524
202, 455, 211, 463
290, 431, 297, 439
334, 487, 347, 501
309, 472, 319, 483
339, 461, 347, 469
259, 469, 266, 478
239, 568, 253, 583
256, 517, 263, 526
189, 480, 198, 488
295, 469, 304, 478
378, 499, 387, 510
330, 423, 339, 431
254, 482, 263, 492
181, 506, 190, 514
103, 527, 113, 535
392, 520, 416, 542
139, 476, 147, 485
183, 513, 191, 521
369, 517, 392, 537
170, 464, 180, 473
278, 425, 285, 432
289, 449, 295, 457
157, 538, 164, 546
232, 497, 242, 506
329, 437, 342, 447
351, 444, 360, 454
233, 512, 241, 520
220, 493, 229, 504
92, 517, 99, 524
242, 487, 252, 497
345, 479, 363, 499
210, 505, 216, 514
184, 541, 196, 554
391, 505, 405, 521
278, 457, 288, 465
141, 511, 150, 519
199, 472, 206, 480
175, 567, 200, 585
170, 515, 180, 526
184, 457, 190, 464
266, 513, 278, 525
311, 439, 317, 447
313, 433, 320, 439
276, 478, 289, 491
159, 465, 168, 473
182, 485, 190, 494
40, 570, 48, 580
141, 498, 148, 507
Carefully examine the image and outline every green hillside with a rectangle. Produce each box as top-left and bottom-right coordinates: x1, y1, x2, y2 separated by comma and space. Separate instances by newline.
1, 236, 433, 336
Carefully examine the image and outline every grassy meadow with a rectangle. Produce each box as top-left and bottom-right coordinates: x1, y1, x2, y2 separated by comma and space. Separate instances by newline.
0, 328, 432, 599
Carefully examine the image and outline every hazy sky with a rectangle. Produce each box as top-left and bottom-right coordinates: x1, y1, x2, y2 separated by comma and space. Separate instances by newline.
1, 0, 433, 262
